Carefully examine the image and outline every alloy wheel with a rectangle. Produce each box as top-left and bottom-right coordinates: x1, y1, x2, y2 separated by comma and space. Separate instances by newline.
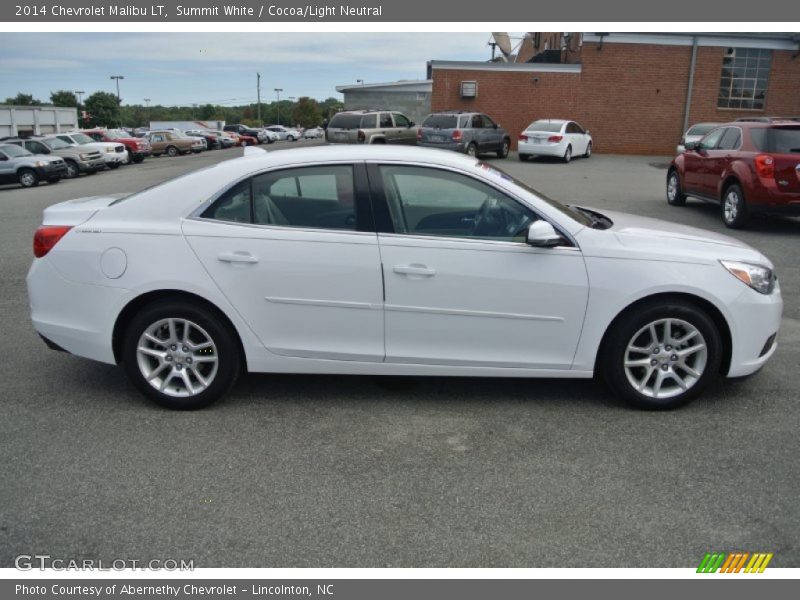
623, 318, 708, 400
136, 318, 219, 398
667, 174, 679, 201
723, 190, 740, 223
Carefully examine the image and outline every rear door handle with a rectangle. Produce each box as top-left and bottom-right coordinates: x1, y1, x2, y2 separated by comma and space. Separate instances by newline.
394, 264, 436, 277
218, 251, 259, 264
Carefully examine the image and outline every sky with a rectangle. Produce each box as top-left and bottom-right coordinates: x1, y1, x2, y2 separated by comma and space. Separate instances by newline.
0, 32, 499, 106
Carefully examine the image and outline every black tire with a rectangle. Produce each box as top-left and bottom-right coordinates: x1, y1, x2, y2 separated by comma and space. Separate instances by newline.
519, 153, 530, 162
666, 169, 687, 206
133, 155, 145, 164
108, 162, 120, 169
466, 142, 478, 158
122, 300, 241, 410
18, 168, 39, 188
64, 160, 79, 179
287, 135, 295, 142
563, 145, 572, 163
602, 300, 722, 410
166, 146, 179, 158
497, 138, 510, 158
721, 183, 749, 229
584, 142, 592, 158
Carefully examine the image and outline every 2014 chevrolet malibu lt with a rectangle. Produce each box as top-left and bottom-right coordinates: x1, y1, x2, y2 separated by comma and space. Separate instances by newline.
26, 146, 782, 410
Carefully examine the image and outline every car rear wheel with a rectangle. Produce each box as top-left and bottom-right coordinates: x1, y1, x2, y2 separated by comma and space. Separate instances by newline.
166, 146, 179, 157
18, 168, 39, 188
497, 138, 510, 158
721, 183, 749, 229
563, 145, 572, 163
64, 160, 79, 179
602, 301, 721, 410
122, 301, 241, 410
666, 170, 687, 206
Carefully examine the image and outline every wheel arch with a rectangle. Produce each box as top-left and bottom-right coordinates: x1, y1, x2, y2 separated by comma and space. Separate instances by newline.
719, 174, 742, 200
594, 292, 732, 377
112, 289, 247, 369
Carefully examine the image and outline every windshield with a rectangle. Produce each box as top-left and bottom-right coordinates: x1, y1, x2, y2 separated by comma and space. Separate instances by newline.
687, 123, 720, 136
423, 114, 458, 129
43, 138, 70, 150
0, 144, 32, 157
476, 162, 595, 228
526, 121, 564, 132
70, 133, 94, 144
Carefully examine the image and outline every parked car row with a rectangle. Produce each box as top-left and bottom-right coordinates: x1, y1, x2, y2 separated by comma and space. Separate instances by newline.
668, 117, 800, 228
325, 109, 594, 163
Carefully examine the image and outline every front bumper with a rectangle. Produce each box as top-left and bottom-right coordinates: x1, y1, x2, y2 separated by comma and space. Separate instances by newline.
102, 152, 127, 166
726, 280, 783, 377
36, 163, 68, 179
78, 157, 106, 172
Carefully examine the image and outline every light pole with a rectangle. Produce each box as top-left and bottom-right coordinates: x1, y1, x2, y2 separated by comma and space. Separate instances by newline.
74, 90, 85, 126
256, 73, 261, 126
274, 88, 283, 125
144, 98, 150, 107
110, 75, 124, 126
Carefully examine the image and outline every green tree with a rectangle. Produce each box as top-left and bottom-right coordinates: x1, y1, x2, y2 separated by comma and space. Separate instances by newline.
4, 92, 42, 106
319, 97, 344, 119
49, 90, 78, 107
291, 97, 323, 128
84, 91, 120, 127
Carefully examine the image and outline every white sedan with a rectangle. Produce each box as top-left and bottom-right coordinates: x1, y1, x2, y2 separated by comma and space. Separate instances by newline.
27, 146, 781, 410
518, 119, 592, 163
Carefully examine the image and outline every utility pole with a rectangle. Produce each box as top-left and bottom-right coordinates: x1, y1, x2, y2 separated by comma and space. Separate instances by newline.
256, 73, 261, 126
274, 88, 283, 125
144, 98, 150, 107
75, 90, 85, 127
110, 75, 124, 104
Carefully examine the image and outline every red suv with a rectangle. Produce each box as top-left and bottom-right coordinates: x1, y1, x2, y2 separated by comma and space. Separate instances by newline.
82, 128, 152, 164
667, 120, 800, 228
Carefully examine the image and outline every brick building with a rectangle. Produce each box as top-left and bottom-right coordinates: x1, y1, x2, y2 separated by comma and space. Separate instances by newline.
429, 33, 800, 155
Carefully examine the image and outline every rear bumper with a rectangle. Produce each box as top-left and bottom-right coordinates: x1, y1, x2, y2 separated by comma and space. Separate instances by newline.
745, 179, 800, 214
518, 140, 567, 157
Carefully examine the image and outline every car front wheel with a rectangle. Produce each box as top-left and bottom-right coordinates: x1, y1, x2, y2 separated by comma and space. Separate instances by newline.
122, 301, 241, 410
602, 301, 721, 410
563, 145, 572, 163
666, 170, 686, 206
18, 168, 39, 188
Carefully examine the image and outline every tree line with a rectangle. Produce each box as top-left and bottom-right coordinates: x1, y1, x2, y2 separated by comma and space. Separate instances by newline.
3, 91, 344, 129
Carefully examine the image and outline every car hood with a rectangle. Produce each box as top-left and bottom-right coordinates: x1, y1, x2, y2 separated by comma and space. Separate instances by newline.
577, 208, 771, 267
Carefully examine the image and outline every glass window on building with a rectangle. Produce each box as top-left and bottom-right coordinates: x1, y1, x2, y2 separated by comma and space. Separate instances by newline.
718, 47, 771, 110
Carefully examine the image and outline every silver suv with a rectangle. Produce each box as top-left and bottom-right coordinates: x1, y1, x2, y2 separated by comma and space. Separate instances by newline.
326, 110, 417, 145
0, 143, 67, 188
5, 136, 105, 178
418, 111, 511, 158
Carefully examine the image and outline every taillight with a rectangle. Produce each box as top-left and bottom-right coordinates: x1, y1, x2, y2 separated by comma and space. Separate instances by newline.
451, 130, 462, 141
754, 154, 775, 179
357, 129, 365, 143
416, 128, 422, 140
518, 134, 529, 142
548, 135, 563, 143
33, 225, 72, 258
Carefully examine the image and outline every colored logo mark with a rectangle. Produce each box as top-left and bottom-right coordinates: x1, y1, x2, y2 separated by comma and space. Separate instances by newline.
697, 552, 773, 573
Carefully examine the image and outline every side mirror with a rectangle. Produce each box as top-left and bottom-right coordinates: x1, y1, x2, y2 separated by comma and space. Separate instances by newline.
526, 221, 562, 247
0, 155, 7, 161
493, 123, 499, 129
684, 141, 697, 151
408, 121, 415, 127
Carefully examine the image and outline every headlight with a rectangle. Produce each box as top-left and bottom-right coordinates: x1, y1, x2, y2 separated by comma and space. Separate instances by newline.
35, 161, 46, 167
79, 153, 90, 160
720, 260, 775, 294
106, 148, 114, 153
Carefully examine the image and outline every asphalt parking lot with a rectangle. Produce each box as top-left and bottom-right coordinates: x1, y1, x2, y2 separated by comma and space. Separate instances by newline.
0, 144, 798, 568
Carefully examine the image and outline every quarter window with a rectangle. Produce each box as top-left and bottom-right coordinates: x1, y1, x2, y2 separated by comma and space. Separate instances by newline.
378, 165, 536, 242
718, 47, 771, 110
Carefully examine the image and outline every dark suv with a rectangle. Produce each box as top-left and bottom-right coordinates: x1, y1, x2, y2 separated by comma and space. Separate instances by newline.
417, 111, 510, 158
667, 120, 800, 228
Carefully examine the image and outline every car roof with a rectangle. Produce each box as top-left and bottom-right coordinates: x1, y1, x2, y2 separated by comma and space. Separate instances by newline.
531, 119, 569, 124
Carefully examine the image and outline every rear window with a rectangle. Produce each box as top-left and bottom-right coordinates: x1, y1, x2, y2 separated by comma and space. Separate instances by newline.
527, 121, 563, 133
423, 114, 459, 129
751, 127, 800, 153
329, 113, 364, 129
687, 123, 720, 136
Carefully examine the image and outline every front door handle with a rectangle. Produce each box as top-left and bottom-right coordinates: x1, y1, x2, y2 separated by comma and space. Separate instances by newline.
394, 264, 436, 277
218, 251, 258, 264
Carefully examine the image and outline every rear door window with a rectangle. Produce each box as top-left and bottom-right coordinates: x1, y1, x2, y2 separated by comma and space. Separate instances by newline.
393, 113, 411, 127
379, 113, 393, 128
717, 128, 742, 150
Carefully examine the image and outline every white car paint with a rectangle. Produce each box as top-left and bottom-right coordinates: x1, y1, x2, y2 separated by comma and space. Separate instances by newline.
518, 119, 592, 161
265, 125, 302, 141
55, 132, 127, 167
26, 146, 782, 407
